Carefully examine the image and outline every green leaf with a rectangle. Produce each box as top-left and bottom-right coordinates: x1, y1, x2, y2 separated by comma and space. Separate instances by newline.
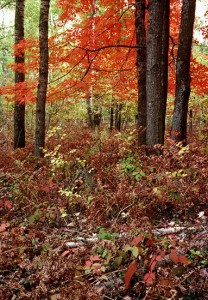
139, 171, 146, 177
114, 256, 123, 266
102, 248, 108, 258
124, 244, 132, 252
132, 246, 139, 258
28, 215, 35, 224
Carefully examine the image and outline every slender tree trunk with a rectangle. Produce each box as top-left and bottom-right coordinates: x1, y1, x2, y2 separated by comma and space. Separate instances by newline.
171, 0, 196, 145
110, 99, 114, 131
160, 0, 170, 144
35, 0, 50, 157
115, 103, 122, 131
14, 0, 25, 149
135, 0, 146, 145
86, 97, 94, 128
146, 0, 165, 149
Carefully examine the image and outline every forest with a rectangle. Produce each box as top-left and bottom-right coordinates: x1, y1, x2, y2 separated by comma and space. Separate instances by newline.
0, 0, 207, 299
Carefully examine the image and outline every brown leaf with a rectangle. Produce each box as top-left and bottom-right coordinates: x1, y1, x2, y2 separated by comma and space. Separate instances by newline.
178, 255, 188, 265
124, 260, 137, 289
169, 249, 179, 264
130, 234, 143, 246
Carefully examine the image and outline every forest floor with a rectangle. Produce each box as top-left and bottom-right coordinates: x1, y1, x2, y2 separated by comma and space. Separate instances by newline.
0, 125, 207, 300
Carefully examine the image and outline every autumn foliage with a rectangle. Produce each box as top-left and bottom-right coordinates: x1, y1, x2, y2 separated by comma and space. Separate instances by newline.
1, 0, 207, 104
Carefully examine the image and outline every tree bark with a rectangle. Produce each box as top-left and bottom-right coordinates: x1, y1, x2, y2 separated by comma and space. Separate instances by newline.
135, 0, 146, 145
115, 103, 122, 131
86, 97, 94, 128
146, 0, 165, 149
14, 0, 25, 149
171, 0, 196, 145
110, 99, 114, 131
160, 0, 170, 145
35, 0, 50, 157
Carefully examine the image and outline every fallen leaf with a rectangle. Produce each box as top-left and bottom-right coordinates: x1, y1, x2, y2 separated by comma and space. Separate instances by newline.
178, 255, 188, 265
90, 255, 100, 262
61, 250, 70, 257
4, 200, 12, 209
0, 222, 10, 232
130, 234, 143, 246
143, 272, 156, 286
124, 260, 137, 289
169, 249, 179, 264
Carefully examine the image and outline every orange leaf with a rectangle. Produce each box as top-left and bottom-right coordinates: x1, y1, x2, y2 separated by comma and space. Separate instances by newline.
130, 234, 143, 246
124, 260, 137, 289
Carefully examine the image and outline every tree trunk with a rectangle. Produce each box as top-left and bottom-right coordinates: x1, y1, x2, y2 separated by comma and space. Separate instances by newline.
171, 0, 196, 145
14, 0, 25, 149
110, 99, 114, 131
146, 0, 165, 149
86, 97, 94, 128
160, 0, 170, 145
115, 103, 122, 131
35, 0, 50, 157
135, 0, 146, 145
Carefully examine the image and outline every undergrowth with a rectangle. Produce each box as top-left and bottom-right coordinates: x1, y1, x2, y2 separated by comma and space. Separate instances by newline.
0, 125, 207, 299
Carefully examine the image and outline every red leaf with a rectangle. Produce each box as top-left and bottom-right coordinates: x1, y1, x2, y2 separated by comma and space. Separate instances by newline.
143, 272, 156, 286
156, 255, 163, 262
178, 255, 188, 266
0, 222, 10, 232
124, 260, 137, 289
85, 260, 92, 268
150, 260, 157, 272
130, 234, 143, 246
169, 249, 179, 264
90, 255, 100, 262
4, 200, 13, 209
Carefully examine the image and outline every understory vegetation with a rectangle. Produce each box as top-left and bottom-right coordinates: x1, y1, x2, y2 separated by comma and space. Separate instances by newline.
0, 124, 207, 300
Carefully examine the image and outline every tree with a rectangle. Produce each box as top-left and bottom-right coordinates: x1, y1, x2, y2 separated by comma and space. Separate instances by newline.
14, 0, 25, 149
161, 0, 170, 145
171, 0, 196, 145
35, 0, 50, 157
135, 0, 146, 145
146, 0, 166, 149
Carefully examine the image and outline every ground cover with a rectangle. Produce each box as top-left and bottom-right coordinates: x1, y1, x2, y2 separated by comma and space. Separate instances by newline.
0, 126, 207, 299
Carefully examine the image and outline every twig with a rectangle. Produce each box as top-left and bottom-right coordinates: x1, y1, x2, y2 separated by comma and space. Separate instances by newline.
114, 202, 135, 223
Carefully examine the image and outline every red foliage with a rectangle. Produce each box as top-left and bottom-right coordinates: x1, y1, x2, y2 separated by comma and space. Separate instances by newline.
1, 0, 207, 104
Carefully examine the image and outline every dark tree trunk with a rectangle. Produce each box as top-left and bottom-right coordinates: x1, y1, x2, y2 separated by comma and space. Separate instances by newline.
146, 0, 165, 148
115, 103, 122, 131
14, 0, 25, 149
35, 0, 50, 157
93, 106, 102, 127
160, 0, 170, 144
110, 100, 114, 131
86, 97, 94, 128
135, 0, 146, 145
171, 0, 196, 145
